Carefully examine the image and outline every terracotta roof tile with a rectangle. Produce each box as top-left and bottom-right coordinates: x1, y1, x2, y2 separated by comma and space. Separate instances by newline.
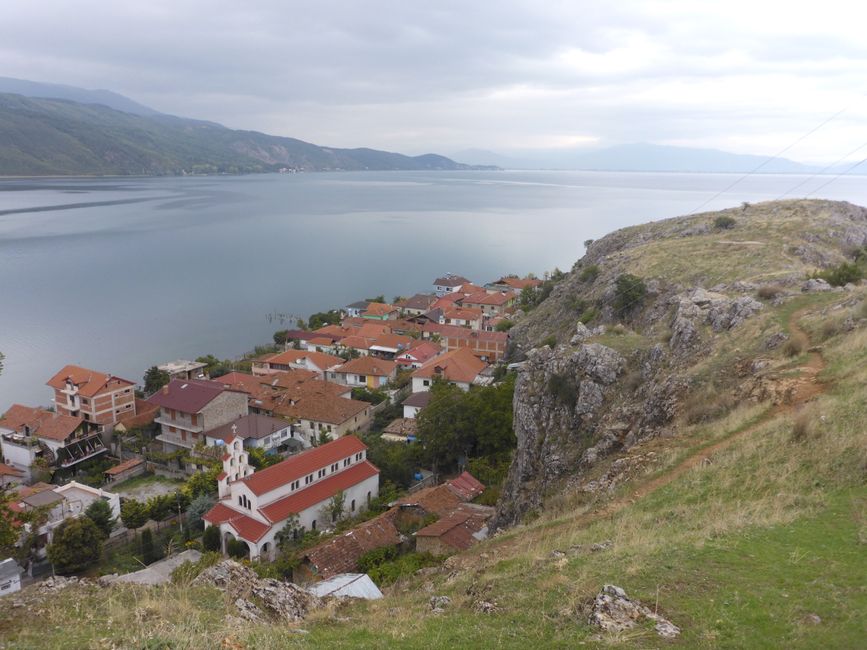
411, 348, 487, 384
104, 458, 145, 476
446, 471, 485, 501
46, 364, 135, 398
393, 484, 461, 516
304, 512, 401, 578
334, 356, 397, 377
0, 404, 84, 442
259, 460, 379, 522
263, 350, 344, 371
361, 302, 398, 317
241, 435, 368, 497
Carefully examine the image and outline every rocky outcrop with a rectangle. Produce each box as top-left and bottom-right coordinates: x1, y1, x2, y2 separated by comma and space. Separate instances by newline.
669, 289, 763, 353
491, 343, 625, 529
588, 585, 680, 638
193, 560, 320, 622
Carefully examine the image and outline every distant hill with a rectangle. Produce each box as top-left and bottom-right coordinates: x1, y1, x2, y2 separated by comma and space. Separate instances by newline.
454, 142, 838, 173
0, 76, 159, 116
0, 92, 490, 176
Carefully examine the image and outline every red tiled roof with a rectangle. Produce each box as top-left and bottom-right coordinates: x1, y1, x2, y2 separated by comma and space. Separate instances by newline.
393, 484, 461, 516
202, 502, 271, 543
411, 348, 487, 384
205, 413, 291, 441
263, 350, 344, 371
260, 460, 378, 522
147, 378, 241, 414
415, 506, 491, 551
304, 511, 401, 578
242, 435, 368, 497
334, 356, 397, 377
1, 404, 84, 442
46, 364, 135, 397
434, 275, 469, 287
361, 302, 398, 317
369, 333, 413, 351
401, 392, 432, 408
423, 323, 508, 344
104, 458, 145, 476
446, 471, 485, 501
463, 291, 513, 306
442, 307, 483, 321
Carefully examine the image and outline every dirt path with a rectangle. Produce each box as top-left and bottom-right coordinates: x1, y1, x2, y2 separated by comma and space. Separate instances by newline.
486, 308, 826, 553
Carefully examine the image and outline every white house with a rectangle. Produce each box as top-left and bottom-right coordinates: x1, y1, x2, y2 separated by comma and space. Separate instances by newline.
410, 348, 487, 393
329, 357, 397, 389
203, 435, 379, 561
433, 274, 470, 297
401, 392, 432, 419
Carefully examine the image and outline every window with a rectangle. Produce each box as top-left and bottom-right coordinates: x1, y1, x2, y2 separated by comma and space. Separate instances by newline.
331, 463, 338, 472
367, 491, 371, 504
351, 499, 356, 512
357, 375, 366, 383
305, 474, 313, 485
343, 458, 351, 467
423, 380, 430, 387
318, 469, 326, 478
311, 520, 317, 530
355, 452, 363, 461
290, 480, 300, 490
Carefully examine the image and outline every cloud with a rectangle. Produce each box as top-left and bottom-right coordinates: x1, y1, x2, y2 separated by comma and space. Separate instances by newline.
1, 0, 866, 161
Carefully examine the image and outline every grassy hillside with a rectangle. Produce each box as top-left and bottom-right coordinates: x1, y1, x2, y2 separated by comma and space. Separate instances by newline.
2, 205, 866, 649
0, 93, 481, 176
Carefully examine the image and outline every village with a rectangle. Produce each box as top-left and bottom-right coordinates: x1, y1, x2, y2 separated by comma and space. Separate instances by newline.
0, 272, 545, 597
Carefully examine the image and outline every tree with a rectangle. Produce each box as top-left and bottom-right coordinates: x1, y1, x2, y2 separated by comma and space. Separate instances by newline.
120, 499, 148, 536
84, 499, 116, 539
186, 493, 216, 532
145, 494, 173, 524
140, 528, 156, 564
183, 466, 220, 498
494, 319, 514, 332
46, 517, 103, 574
203, 525, 222, 552
273, 330, 289, 346
317, 430, 332, 446
307, 310, 341, 330
247, 447, 282, 470
364, 295, 385, 304
325, 491, 346, 523
613, 273, 647, 312
274, 514, 303, 551
143, 366, 171, 395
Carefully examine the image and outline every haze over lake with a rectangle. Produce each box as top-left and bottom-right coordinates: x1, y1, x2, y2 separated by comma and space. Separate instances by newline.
2, 169, 867, 408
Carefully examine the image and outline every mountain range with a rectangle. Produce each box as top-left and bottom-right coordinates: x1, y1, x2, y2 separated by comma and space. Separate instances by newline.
452, 142, 856, 174
0, 78, 489, 176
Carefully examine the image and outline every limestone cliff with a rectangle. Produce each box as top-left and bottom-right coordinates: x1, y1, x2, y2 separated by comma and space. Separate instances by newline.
492, 199, 867, 529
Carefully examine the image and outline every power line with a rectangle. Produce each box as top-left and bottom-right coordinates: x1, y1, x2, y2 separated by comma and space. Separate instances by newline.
775, 140, 867, 200
688, 94, 866, 215
806, 155, 867, 198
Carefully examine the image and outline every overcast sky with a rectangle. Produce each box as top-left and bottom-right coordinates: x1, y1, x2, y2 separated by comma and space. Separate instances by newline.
3, 1, 867, 161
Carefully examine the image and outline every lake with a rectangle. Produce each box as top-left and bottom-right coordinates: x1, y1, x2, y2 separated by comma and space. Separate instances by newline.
2, 169, 867, 409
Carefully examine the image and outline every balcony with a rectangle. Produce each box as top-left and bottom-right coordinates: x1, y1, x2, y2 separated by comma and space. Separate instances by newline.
154, 416, 203, 434
57, 434, 107, 468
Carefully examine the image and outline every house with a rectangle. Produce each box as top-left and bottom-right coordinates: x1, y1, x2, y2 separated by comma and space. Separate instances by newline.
486, 275, 542, 293
329, 357, 397, 389
401, 392, 431, 419
368, 333, 414, 359
446, 471, 486, 501
294, 512, 401, 583
344, 300, 371, 318
204, 413, 301, 452
46, 365, 136, 430
423, 323, 509, 362
381, 418, 417, 443
439, 307, 483, 330
285, 390, 373, 445
394, 341, 442, 370
415, 503, 494, 555
203, 435, 379, 561
148, 379, 248, 460
392, 484, 463, 517
14, 481, 121, 560
0, 559, 22, 597
461, 291, 515, 317
411, 348, 488, 392
0, 404, 105, 479
360, 303, 399, 321
0, 463, 24, 488
396, 294, 437, 316
157, 360, 209, 381
433, 274, 470, 297
103, 457, 146, 483
252, 350, 344, 378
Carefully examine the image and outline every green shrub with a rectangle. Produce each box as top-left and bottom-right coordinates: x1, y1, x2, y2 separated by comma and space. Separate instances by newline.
357, 545, 399, 573
814, 262, 863, 287
578, 307, 600, 324
226, 538, 248, 559
367, 552, 439, 586
141, 528, 156, 564
202, 525, 221, 552
494, 319, 514, 332
46, 517, 103, 574
579, 265, 600, 282
714, 215, 736, 230
170, 551, 222, 584
614, 274, 647, 312
542, 335, 558, 349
